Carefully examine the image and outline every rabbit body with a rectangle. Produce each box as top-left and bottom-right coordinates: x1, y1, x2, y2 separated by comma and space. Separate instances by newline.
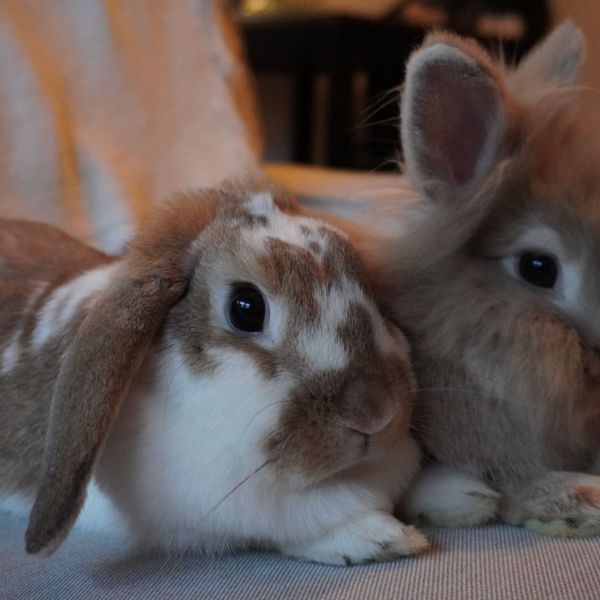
0, 183, 426, 563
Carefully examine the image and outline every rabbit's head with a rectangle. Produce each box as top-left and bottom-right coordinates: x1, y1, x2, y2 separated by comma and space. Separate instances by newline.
377, 22, 600, 480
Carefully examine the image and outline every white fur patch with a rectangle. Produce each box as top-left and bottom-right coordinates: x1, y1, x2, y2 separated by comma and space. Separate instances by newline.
294, 327, 348, 372
403, 464, 499, 527
0, 282, 48, 375
32, 263, 118, 348
1, 330, 21, 375
247, 192, 275, 217
96, 341, 292, 549
76, 480, 130, 539
293, 278, 362, 373
243, 204, 343, 265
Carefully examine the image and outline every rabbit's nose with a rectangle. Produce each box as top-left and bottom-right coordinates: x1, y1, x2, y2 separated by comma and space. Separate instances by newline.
347, 410, 396, 436
342, 377, 401, 435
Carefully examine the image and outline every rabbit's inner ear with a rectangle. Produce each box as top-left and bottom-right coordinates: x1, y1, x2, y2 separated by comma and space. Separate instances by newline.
511, 21, 584, 90
401, 42, 506, 199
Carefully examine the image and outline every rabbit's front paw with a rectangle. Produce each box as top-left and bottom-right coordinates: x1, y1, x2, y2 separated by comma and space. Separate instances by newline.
403, 464, 499, 527
524, 516, 600, 538
504, 471, 600, 537
281, 511, 429, 566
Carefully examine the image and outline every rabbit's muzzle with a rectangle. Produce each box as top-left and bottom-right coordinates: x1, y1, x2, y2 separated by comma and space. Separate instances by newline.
264, 358, 412, 487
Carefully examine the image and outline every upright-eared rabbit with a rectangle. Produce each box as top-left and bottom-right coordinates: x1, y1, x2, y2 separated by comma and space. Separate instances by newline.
0, 181, 427, 564
306, 21, 600, 536
365, 21, 600, 536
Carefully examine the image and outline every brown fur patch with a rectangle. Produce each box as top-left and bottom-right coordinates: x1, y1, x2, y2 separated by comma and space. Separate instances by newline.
261, 238, 326, 322
573, 485, 600, 508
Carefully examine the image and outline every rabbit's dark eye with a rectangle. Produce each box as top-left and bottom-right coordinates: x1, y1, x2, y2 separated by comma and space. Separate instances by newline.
518, 253, 558, 288
228, 284, 266, 333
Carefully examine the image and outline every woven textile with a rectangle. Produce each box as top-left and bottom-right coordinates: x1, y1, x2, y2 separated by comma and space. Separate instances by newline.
2, 511, 599, 600
0, 0, 260, 254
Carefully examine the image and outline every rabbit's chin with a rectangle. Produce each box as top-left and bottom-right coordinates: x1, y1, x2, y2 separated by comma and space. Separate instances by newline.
95, 435, 420, 556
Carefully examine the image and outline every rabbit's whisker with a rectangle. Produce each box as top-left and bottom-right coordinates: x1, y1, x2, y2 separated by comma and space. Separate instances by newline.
355, 86, 401, 129
236, 399, 293, 450
196, 459, 274, 526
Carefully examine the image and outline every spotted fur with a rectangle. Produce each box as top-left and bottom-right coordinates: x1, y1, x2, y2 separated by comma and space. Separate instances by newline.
0, 181, 424, 563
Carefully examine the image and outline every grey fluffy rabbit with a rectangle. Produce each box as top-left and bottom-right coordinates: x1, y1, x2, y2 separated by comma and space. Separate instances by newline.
389, 21, 600, 536
317, 21, 600, 537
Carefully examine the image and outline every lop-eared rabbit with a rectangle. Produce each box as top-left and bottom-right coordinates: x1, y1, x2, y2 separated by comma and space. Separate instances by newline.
0, 183, 427, 563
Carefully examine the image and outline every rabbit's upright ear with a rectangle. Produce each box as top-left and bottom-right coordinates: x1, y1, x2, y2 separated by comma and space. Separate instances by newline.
401, 34, 509, 200
25, 196, 215, 556
511, 21, 584, 90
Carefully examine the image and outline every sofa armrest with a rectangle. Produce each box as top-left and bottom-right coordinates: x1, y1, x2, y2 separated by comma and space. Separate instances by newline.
265, 162, 417, 234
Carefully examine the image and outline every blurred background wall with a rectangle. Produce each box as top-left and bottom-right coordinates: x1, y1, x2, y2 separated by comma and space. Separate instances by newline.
237, 0, 600, 170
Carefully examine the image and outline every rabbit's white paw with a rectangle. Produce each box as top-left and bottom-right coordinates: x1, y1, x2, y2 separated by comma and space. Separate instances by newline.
524, 516, 600, 538
506, 471, 600, 538
281, 511, 428, 566
404, 464, 499, 527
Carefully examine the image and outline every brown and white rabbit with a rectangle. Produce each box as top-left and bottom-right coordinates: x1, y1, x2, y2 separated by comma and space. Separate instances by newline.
362, 21, 600, 536
302, 21, 600, 536
0, 181, 427, 564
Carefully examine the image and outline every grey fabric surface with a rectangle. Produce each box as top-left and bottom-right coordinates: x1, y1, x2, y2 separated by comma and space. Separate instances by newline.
2, 511, 600, 600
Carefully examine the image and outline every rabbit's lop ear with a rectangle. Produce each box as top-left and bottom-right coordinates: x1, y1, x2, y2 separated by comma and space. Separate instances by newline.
401, 35, 508, 200
512, 20, 584, 90
25, 198, 211, 556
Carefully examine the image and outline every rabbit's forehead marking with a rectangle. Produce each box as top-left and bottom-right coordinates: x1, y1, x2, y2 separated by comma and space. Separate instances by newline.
31, 263, 118, 349
243, 213, 342, 263
238, 190, 343, 251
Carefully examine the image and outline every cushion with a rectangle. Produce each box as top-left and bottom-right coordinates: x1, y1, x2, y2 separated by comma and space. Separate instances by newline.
2, 510, 599, 599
